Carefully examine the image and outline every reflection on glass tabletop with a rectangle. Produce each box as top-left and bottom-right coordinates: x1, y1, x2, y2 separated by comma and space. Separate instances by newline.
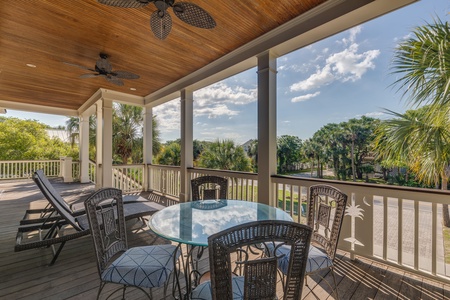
148, 199, 293, 247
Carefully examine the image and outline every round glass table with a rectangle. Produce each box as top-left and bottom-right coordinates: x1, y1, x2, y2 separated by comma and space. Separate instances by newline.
149, 199, 293, 247
149, 199, 293, 298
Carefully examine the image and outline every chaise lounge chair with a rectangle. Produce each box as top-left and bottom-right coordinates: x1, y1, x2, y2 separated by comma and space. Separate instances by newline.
15, 170, 165, 265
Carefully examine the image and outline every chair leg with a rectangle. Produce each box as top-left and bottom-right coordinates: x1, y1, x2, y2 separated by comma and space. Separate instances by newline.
49, 241, 66, 266
305, 269, 339, 300
330, 267, 339, 300
96, 282, 106, 300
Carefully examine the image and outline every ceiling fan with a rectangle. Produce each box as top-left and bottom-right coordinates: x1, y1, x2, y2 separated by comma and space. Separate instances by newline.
97, 0, 216, 40
64, 53, 140, 86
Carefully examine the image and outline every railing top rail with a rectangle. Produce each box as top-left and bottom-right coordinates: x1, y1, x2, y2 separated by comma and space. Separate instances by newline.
112, 164, 145, 168
0, 160, 60, 163
148, 164, 181, 170
189, 167, 257, 179
272, 174, 450, 203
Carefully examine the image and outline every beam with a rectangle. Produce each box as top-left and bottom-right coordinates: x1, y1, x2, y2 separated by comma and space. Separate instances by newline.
0, 100, 77, 116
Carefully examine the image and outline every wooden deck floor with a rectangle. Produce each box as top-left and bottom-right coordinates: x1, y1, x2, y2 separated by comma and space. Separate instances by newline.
1, 178, 449, 300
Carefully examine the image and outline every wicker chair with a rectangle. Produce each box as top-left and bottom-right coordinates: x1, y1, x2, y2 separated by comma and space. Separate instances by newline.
271, 184, 348, 299
191, 175, 228, 201
84, 188, 180, 299
190, 220, 312, 300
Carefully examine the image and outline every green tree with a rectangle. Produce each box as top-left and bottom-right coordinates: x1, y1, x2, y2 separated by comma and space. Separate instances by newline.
386, 17, 450, 225
198, 139, 252, 172
0, 117, 77, 160
246, 139, 258, 172
113, 104, 143, 164
156, 142, 181, 166
277, 135, 302, 174
66, 104, 161, 164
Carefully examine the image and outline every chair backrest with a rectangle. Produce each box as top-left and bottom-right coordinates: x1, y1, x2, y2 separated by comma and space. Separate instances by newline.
32, 170, 82, 231
191, 175, 228, 201
307, 184, 348, 261
33, 170, 73, 214
84, 188, 127, 276
208, 220, 312, 300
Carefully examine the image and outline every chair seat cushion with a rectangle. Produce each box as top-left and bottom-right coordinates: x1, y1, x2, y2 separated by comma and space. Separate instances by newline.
101, 244, 180, 288
191, 276, 244, 300
270, 244, 333, 274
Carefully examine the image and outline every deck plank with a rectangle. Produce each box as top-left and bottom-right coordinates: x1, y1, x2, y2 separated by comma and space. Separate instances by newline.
1, 178, 449, 299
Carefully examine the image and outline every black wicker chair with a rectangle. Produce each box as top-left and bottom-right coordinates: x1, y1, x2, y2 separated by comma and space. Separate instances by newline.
270, 184, 348, 299
84, 188, 181, 299
191, 175, 228, 201
190, 220, 312, 300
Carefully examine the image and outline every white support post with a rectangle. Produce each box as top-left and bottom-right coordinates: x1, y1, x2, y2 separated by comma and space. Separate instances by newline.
61, 157, 73, 183
180, 89, 194, 203
96, 100, 103, 189
102, 99, 113, 188
79, 113, 90, 183
143, 106, 153, 191
257, 51, 277, 206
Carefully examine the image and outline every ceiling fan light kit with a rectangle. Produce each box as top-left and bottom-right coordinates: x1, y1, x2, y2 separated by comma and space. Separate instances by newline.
97, 0, 216, 40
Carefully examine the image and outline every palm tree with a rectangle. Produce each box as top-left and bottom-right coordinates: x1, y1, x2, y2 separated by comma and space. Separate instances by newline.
387, 17, 450, 226
156, 142, 181, 166
113, 104, 143, 164
66, 105, 161, 164
198, 139, 252, 172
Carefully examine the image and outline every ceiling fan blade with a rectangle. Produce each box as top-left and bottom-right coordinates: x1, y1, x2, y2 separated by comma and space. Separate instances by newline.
172, 2, 216, 29
79, 73, 100, 78
63, 62, 96, 72
106, 76, 125, 86
97, 0, 150, 8
96, 57, 113, 73
113, 70, 140, 79
150, 10, 172, 40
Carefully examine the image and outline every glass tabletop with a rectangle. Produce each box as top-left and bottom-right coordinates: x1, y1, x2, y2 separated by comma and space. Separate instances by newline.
148, 199, 293, 247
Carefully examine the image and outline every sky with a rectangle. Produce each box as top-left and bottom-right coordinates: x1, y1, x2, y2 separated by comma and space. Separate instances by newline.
6, 0, 450, 145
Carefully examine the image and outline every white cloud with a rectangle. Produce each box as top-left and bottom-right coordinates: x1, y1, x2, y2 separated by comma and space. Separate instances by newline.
290, 65, 334, 91
153, 99, 180, 134
326, 44, 380, 82
289, 26, 380, 92
195, 82, 256, 106
291, 91, 321, 102
190, 82, 256, 119
195, 104, 239, 119
356, 111, 386, 118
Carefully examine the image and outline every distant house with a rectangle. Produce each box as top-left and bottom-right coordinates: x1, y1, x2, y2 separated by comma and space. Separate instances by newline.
46, 129, 72, 144
241, 139, 255, 152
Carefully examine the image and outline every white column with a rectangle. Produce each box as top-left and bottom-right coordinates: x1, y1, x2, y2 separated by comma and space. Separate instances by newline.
257, 51, 277, 206
143, 106, 153, 191
180, 89, 194, 203
96, 101, 103, 189
79, 113, 90, 183
102, 99, 113, 188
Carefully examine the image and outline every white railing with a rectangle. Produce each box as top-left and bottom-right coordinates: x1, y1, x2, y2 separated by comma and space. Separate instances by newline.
271, 175, 450, 282
88, 161, 96, 184
147, 164, 181, 198
189, 168, 258, 202
2, 158, 449, 282
72, 161, 80, 180
112, 164, 144, 193
0, 160, 60, 180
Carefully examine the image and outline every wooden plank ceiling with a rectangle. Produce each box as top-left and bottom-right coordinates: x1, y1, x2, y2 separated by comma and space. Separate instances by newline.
0, 0, 325, 111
